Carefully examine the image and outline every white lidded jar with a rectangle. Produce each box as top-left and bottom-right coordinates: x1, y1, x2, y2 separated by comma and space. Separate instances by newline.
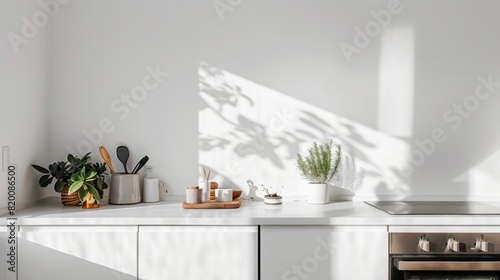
142, 166, 160, 203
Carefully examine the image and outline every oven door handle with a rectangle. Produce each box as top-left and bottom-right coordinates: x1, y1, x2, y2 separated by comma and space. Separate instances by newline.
395, 260, 500, 271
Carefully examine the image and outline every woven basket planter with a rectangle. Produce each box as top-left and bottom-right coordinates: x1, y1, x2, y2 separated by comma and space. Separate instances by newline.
60, 185, 81, 206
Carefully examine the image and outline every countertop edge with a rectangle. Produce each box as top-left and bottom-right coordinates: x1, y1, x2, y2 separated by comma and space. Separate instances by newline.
4, 197, 500, 227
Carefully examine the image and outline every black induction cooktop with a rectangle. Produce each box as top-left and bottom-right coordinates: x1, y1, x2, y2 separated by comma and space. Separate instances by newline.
364, 201, 500, 215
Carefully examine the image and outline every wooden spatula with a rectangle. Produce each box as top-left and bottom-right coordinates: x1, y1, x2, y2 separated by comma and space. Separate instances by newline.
99, 146, 115, 173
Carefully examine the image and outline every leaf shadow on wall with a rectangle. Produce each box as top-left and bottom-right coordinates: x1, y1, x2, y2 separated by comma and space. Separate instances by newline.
198, 61, 410, 196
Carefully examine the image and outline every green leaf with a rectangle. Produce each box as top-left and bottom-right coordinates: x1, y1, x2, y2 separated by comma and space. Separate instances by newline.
87, 171, 97, 180
67, 154, 76, 166
87, 183, 101, 201
39, 175, 52, 188
96, 177, 103, 189
327, 144, 342, 182
54, 180, 65, 192
32, 164, 50, 174
82, 152, 91, 161
68, 181, 83, 195
78, 187, 87, 201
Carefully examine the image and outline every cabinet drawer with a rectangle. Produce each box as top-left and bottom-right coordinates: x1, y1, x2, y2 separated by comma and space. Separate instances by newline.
139, 226, 258, 280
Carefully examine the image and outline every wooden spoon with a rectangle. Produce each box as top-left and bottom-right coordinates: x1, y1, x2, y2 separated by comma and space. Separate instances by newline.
99, 146, 115, 173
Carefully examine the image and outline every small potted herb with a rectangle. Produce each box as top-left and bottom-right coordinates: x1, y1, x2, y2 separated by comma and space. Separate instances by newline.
296, 140, 342, 204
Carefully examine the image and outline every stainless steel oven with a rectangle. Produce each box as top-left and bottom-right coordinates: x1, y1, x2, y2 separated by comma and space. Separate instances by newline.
390, 232, 500, 280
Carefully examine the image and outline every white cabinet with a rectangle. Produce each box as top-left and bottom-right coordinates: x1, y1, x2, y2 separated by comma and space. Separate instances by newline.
139, 226, 258, 280
18, 225, 138, 280
261, 225, 388, 280
14, 220, 387, 279
1, 225, 8, 280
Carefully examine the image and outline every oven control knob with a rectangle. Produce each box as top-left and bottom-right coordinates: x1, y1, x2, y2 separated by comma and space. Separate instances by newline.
473, 236, 489, 252
447, 237, 460, 252
418, 237, 430, 252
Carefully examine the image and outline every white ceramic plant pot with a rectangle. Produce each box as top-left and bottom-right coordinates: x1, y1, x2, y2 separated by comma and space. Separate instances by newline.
307, 183, 329, 204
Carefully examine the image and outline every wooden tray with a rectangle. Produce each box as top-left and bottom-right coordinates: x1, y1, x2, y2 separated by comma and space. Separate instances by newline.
182, 198, 241, 209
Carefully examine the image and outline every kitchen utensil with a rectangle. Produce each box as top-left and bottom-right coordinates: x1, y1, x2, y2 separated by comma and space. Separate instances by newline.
132, 155, 149, 174
99, 146, 115, 173
116, 146, 130, 174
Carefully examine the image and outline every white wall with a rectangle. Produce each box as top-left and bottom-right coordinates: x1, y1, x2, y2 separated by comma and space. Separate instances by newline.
19, 0, 500, 200
0, 0, 50, 213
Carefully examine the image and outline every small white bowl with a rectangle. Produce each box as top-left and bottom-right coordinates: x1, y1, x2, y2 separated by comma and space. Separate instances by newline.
264, 195, 282, 205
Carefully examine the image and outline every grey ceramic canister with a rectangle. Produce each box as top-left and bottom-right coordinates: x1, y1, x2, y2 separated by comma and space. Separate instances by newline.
186, 186, 202, 204
109, 173, 141, 204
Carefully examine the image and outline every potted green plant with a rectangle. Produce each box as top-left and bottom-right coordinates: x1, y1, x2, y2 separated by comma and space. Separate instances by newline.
68, 164, 107, 209
32, 153, 108, 206
296, 140, 342, 204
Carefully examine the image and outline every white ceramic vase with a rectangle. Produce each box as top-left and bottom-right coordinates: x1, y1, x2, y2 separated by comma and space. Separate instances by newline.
307, 183, 329, 204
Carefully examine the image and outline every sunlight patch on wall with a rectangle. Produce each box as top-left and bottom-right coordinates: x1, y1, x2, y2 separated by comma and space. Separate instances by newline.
454, 149, 500, 196
199, 62, 410, 198
378, 26, 415, 138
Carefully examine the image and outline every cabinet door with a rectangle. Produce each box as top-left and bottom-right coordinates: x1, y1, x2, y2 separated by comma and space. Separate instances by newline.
139, 226, 258, 280
18, 225, 138, 280
261, 225, 388, 280
1, 224, 9, 280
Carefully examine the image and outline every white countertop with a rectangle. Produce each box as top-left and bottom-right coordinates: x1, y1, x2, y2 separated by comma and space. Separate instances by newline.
4, 197, 500, 226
